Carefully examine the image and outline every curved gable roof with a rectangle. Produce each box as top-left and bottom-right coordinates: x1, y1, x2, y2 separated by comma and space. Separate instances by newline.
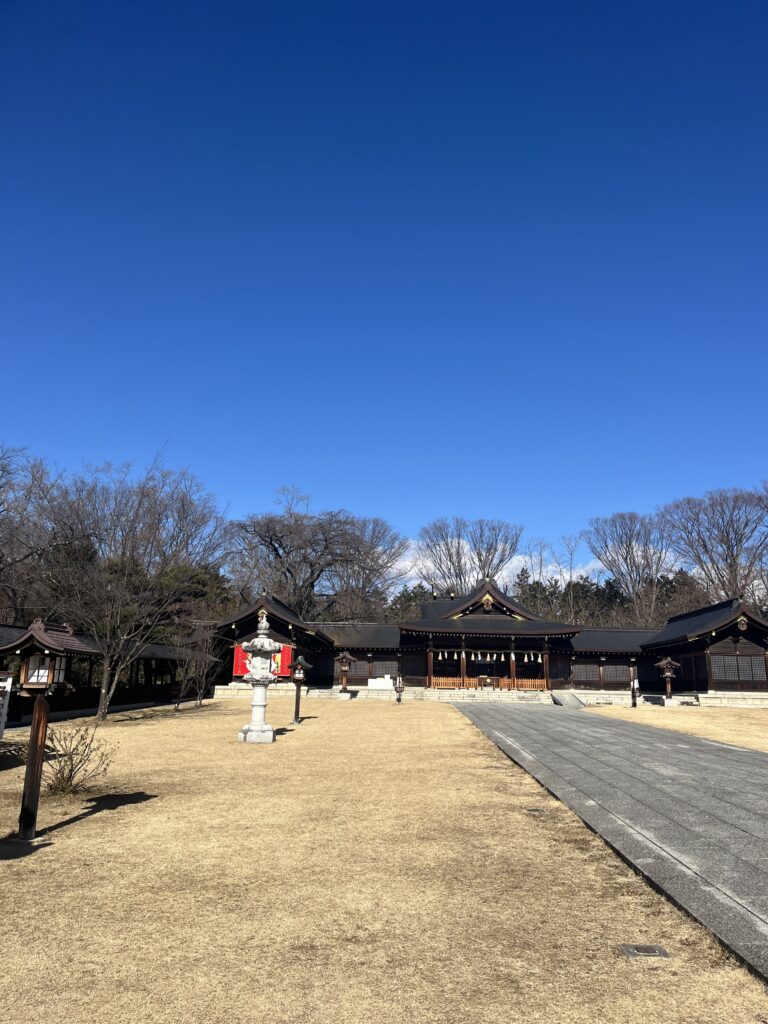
0, 619, 99, 656
218, 595, 334, 645
437, 580, 541, 621
642, 598, 768, 650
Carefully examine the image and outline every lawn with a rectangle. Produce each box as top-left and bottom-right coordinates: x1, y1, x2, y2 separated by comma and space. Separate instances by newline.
1, 698, 766, 1024
589, 704, 768, 753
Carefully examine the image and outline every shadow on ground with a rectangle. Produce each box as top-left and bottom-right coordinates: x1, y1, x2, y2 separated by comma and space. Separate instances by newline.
112, 704, 213, 723
0, 741, 26, 772
0, 791, 157, 859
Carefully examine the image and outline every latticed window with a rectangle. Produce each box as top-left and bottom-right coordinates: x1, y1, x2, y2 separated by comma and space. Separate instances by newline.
372, 660, 398, 676
571, 662, 600, 682
603, 663, 630, 683
711, 656, 767, 682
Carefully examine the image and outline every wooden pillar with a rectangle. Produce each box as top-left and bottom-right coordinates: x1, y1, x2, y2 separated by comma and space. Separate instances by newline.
707, 647, 715, 692
460, 641, 466, 689
598, 661, 605, 689
509, 648, 516, 689
543, 647, 550, 690
427, 643, 433, 689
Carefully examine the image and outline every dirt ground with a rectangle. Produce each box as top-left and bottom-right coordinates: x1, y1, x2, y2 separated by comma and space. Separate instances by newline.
1, 698, 767, 1024
590, 704, 768, 753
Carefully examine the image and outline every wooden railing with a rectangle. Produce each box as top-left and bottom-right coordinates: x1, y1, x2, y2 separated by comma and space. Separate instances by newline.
428, 676, 547, 691
509, 678, 547, 691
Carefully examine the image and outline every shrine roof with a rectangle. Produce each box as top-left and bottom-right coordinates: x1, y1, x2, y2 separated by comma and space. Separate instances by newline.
218, 595, 334, 645
420, 580, 543, 622
400, 614, 580, 637
0, 619, 100, 656
305, 622, 401, 649
572, 628, 658, 654
641, 599, 768, 650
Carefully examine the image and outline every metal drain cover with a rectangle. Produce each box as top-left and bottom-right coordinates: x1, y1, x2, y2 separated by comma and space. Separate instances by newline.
619, 944, 670, 958
525, 807, 547, 815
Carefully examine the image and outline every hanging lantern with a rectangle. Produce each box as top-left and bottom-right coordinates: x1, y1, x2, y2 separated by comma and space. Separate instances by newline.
492, 652, 496, 661
524, 653, 529, 663
453, 651, 458, 660
537, 653, 543, 663
471, 652, 475, 661
438, 651, 443, 661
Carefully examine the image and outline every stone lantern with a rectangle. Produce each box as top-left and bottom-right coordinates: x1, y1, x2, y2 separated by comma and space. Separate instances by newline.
335, 649, 354, 701
238, 610, 282, 744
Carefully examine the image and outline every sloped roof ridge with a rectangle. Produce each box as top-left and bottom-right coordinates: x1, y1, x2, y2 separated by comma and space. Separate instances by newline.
663, 597, 740, 624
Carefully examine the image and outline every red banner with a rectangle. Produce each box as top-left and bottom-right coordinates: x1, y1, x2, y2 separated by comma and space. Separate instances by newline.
233, 645, 249, 676
233, 643, 293, 678
271, 645, 293, 677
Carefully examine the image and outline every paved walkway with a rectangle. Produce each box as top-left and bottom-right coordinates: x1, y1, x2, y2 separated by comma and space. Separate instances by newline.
459, 704, 768, 978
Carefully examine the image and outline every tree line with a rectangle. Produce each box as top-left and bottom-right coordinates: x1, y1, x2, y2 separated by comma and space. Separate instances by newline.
2, 445, 767, 715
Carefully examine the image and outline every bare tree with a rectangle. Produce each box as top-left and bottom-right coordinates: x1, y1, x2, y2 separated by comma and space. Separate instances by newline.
0, 449, 53, 623
227, 491, 408, 620
551, 534, 580, 622
172, 626, 220, 709
661, 489, 768, 602
324, 516, 409, 620
416, 516, 523, 594
583, 512, 672, 626
37, 461, 226, 720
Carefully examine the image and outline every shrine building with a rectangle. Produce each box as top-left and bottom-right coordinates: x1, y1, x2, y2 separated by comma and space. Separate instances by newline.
216, 581, 768, 703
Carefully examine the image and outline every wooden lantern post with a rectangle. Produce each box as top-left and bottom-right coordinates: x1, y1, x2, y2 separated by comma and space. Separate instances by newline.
18, 695, 50, 841
335, 650, 353, 695
290, 655, 313, 726
655, 656, 681, 701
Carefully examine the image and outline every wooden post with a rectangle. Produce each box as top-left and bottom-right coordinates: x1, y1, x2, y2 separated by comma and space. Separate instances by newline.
427, 637, 433, 689
543, 648, 550, 690
509, 649, 516, 690
18, 696, 49, 841
460, 642, 466, 689
292, 681, 302, 726
598, 661, 605, 690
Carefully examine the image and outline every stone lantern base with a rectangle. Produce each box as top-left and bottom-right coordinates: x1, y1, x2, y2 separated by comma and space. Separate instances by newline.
238, 722, 274, 744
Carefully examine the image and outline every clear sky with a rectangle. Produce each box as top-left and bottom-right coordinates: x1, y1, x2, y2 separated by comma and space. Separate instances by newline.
3, 1, 767, 543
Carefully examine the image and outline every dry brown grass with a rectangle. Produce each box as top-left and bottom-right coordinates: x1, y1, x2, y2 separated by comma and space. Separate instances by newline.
589, 704, 768, 753
1, 698, 766, 1024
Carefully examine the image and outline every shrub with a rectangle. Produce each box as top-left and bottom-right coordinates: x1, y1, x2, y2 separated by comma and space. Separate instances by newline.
43, 724, 116, 795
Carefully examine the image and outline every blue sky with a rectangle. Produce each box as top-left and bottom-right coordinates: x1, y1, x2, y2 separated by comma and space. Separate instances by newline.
2, 1, 767, 545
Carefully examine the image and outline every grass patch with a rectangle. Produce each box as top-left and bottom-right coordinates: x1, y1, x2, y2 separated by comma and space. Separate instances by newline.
589, 704, 768, 754
0, 698, 766, 1023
